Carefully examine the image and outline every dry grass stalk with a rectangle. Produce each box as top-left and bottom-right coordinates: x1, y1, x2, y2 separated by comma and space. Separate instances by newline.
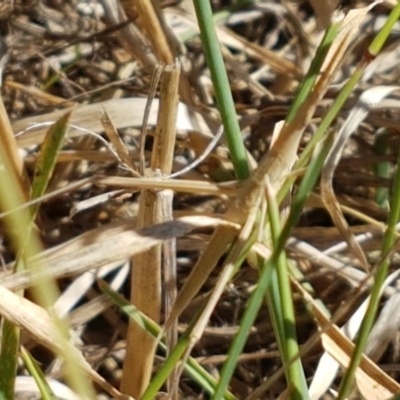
97, 175, 238, 196
2, 1, 399, 397
5, 80, 76, 107
218, 25, 302, 80
122, 0, 173, 64
100, 0, 156, 67
121, 61, 180, 398
124, 1, 193, 105
149, 60, 181, 399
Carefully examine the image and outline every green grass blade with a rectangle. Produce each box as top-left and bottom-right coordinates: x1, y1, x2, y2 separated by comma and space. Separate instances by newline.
98, 280, 237, 400
337, 141, 400, 396
373, 130, 390, 208
180, 2, 256, 46
368, 2, 400, 56
141, 328, 198, 400
265, 182, 309, 399
335, 3, 400, 397
212, 248, 277, 399
212, 18, 343, 397
338, 143, 400, 399
21, 347, 57, 400
0, 128, 33, 398
30, 112, 71, 215
278, 70, 363, 206
286, 22, 340, 123
193, 0, 250, 180
0, 112, 95, 400
0, 112, 70, 399
280, 2, 400, 207
0, 324, 19, 399
212, 148, 331, 399
21, 111, 72, 314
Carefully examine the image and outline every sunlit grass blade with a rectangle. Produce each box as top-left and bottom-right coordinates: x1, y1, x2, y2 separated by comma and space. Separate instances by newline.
0, 111, 95, 399
98, 279, 237, 400
192, 0, 250, 180
0, 112, 71, 398
21, 347, 57, 400
0, 124, 35, 397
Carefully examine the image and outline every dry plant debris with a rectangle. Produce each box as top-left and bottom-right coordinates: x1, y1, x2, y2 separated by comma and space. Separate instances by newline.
0, 0, 400, 399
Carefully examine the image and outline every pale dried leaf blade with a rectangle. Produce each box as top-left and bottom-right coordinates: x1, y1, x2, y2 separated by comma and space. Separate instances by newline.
366, 285, 400, 361
319, 2, 382, 71
309, 270, 400, 399
321, 85, 400, 269
298, 272, 400, 400
0, 285, 125, 399
321, 331, 399, 400
13, 98, 211, 148
1, 216, 239, 292
262, 3, 380, 192
96, 175, 238, 196
70, 189, 125, 217
309, 301, 370, 399
218, 26, 302, 79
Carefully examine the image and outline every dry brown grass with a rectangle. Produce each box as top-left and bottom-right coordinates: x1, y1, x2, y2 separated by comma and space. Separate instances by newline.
1, 1, 400, 399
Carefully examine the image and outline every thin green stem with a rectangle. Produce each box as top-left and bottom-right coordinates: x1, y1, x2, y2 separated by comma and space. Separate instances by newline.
286, 22, 340, 123
265, 184, 308, 399
337, 141, 400, 399
21, 348, 57, 400
368, 3, 400, 56
373, 131, 390, 208
192, 0, 250, 180
98, 280, 237, 400
213, 19, 343, 398
336, 3, 400, 397
212, 108, 336, 400
278, 65, 365, 205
